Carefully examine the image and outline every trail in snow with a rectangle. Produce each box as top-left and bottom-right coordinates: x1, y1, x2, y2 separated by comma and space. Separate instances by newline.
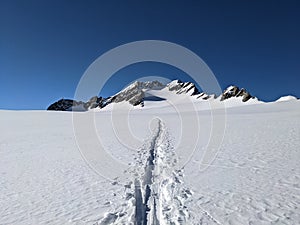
134, 179, 146, 225
2, 104, 299, 225
135, 120, 161, 225
134, 132, 158, 225
99, 119, 194, 225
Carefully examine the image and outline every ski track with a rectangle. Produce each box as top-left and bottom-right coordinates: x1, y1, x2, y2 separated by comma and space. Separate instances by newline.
98, 119, 194, 225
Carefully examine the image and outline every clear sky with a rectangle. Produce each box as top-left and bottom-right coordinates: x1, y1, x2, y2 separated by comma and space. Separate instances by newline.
1, 0, 299, 109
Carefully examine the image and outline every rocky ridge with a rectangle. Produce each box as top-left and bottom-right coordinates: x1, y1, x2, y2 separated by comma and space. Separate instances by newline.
47, 80, 256, 111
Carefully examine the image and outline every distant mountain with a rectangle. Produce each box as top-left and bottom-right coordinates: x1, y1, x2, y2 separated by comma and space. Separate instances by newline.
47, 99, 85, 111
47, 80, 296, 111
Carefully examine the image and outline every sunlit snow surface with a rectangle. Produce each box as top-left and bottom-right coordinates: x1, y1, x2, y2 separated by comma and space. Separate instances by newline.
0, 99, 300, 224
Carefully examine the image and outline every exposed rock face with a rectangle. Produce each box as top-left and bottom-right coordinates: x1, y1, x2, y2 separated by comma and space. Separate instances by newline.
47, 96, 108, 111
85, 96, 107, 109
196, 93, 215, 100
236, 88, 252, 102
109, 80, 201, 106
221, 86, 253, 102
108, 81, 165, 107
167, 80, 200, 96
47, 99, 85, 111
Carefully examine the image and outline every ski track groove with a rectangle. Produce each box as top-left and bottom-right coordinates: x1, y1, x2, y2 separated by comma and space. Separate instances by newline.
98, 119, 194, 225
134, 120, 161, 225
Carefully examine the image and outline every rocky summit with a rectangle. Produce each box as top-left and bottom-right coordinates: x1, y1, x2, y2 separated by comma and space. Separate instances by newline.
220, 85, 253, 102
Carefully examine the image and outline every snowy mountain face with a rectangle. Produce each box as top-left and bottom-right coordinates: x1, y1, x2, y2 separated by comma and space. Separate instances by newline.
47, 80, 261, 111
220, 85, 253, 102
108, 81, 165, 106
167, 80, 200, 96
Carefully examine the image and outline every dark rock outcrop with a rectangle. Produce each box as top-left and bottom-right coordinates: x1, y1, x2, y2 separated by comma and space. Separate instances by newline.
107, 81, 165, 107
85, 96, 107, 109
47, 99, 85, 111
221, 86, 253, 102
167, 80, 200, 96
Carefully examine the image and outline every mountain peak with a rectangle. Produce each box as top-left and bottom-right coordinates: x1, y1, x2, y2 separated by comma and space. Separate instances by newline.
221, 85, 253, 102
120, 80, 165, 93
109, 80, 166, 106
167, 80, 200, 96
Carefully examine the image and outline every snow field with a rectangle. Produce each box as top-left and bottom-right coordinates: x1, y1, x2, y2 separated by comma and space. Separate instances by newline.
0, 99, 299, 224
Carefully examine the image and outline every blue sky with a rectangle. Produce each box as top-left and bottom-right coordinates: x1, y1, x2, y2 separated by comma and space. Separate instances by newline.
1, 0, 299, 109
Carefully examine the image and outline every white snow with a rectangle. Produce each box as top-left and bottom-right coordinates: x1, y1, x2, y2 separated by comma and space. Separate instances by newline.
166, 80, 181, 90
68, 104, 87, 112
0, 96, 300, 224
276, 95, 298, 102
220, 96, 262, 108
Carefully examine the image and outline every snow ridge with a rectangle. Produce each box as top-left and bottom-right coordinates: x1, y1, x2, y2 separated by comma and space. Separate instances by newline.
276, 95, 298, 102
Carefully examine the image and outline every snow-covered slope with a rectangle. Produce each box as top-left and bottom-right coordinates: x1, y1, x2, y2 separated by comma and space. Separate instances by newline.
1, 99, 300, 224
276, 95, 298, 102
